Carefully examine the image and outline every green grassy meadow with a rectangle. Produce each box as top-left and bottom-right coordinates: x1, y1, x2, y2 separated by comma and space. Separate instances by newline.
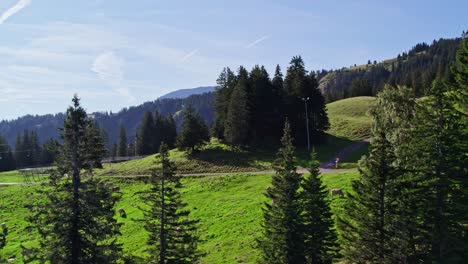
0, 96, 375, 262
326, 96, 376, 140
0, 170, 358, 263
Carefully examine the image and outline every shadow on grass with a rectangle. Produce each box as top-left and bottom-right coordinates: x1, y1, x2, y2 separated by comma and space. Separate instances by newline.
185, 134, 369, 171
295, 134, 369, 168
187, 146, 275, 170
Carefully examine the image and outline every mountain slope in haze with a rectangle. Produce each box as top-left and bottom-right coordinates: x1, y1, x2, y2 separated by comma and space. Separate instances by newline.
158, 86, 215, 99
0, 92, 215, 147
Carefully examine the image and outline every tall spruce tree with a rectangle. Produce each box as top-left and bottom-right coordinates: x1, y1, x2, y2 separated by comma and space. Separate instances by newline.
249, 65, 283, 144
140, 143, 201, 264
339, 124, 407, 263
176, 105, 210, 152
28, 95, 122, 263
153, 112, 166, 152
407, 79, 467, 262
213, 67, 237, 139
258, 120, 305, 264
224, 68, 251, 147
137, 111, 156, 155
117, 125, 128, 157
161, 115, 177, 148
366, 86, 425, 261
301, 152, 337, 263
284, 56, 329, 144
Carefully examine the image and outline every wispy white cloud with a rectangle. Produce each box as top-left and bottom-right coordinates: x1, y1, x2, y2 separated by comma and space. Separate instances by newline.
180, 49, 199, 62
0, 0, 32, 25
91, 51, 134, 102
91, 52, 123, 83
245, 35, 270, 48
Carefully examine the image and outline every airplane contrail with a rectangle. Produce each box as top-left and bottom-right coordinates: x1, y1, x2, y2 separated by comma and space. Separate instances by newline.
0, 0, 32, 25
180, 49, 199, 62
245, 35, 270, 48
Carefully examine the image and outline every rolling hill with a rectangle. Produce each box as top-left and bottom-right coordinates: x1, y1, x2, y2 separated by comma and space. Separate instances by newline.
326, 96, 376, 140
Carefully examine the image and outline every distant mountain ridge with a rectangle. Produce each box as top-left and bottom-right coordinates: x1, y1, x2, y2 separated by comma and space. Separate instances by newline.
158, 86, 215, 99
0, 92, 215, 147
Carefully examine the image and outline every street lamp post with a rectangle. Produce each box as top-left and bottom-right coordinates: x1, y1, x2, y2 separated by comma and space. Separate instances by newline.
302, 97, 311, 151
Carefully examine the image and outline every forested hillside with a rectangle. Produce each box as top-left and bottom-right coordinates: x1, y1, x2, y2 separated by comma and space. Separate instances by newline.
0, 92, 215, 147
319, 38, 461, 102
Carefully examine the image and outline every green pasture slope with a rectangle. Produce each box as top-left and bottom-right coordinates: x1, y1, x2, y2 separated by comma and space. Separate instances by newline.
326, 96, 376, 140
0, 170, 358, 263
96, 136, 367, 177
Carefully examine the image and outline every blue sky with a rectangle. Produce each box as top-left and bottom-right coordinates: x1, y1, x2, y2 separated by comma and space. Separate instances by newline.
0, 0, 466, 120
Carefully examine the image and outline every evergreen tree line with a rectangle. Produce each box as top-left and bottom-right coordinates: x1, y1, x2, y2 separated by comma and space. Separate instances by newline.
339, 37, 468, 263
213, 56, 329, 148
133, 105, 210, 156
257, 37, 467, 263
0, 105, 211, 171
12, 95, 201, 264
135, 111, 177, 155
0, 130, 59, 171
321, 38, 462, 102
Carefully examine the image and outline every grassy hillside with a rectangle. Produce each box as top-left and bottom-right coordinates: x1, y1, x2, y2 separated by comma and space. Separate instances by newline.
0, 170, 358, 263
95, 137, 366, 176
95, 139, 273, 176
326, 96, 376, 140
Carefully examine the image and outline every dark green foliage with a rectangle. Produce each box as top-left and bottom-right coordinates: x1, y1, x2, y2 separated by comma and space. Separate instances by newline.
321, 38, 461, 101
284, 56, 329, 144
177, 105, 210, 152
40, 138, 60, 165
30, 178, 123, 263
339, 131, 406, 263
28, 95, 122, 263
11, 130, 60, 169
0, 136, 16, 171
83, 121, 107, 170
161, 115, 177, 148
301, 152, 337, 263
136, 111, 178, 155
406, 79, 467, 262
338, 87, 413, 263
117, 125, 128, 157
213, 67, 237, 139
249, 65, 284, 144
224, 68, 250, 147
349, 78, 372, 97
258, 120, 305, 263
137, 111, 156, 155
14, 130, 38, 168
140, 143, 201, 263
215, 56, 329, 148
449, 35, 468, 113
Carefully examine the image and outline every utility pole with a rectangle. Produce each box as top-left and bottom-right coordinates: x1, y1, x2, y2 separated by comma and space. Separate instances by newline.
302, 97, 310, 151
134, 135, 137, 156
